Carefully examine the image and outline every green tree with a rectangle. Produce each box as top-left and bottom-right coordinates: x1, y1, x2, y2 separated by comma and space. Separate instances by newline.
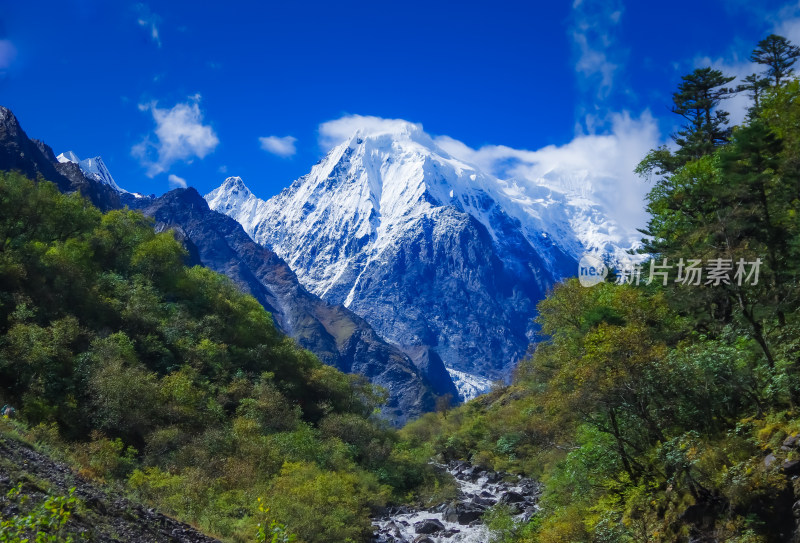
750, 34, 800, 87
265, 462, 387, 543
737, 73, 771, 118
671, 67, 736, 164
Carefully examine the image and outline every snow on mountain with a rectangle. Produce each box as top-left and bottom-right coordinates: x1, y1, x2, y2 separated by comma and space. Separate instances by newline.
446, 367, 494, 402
206, 121, 640, 379
56, 150, 80, 164
57, 151, 133, 195
208, 124, 637, 293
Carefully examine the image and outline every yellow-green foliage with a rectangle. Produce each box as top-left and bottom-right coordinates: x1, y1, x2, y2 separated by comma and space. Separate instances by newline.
0, 483, 79, 543
0, 173, 433, 541
265, 461, 388, 543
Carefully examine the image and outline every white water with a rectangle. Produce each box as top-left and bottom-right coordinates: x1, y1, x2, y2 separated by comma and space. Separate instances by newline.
372, 463, 539, 543
374, 509, 491, 543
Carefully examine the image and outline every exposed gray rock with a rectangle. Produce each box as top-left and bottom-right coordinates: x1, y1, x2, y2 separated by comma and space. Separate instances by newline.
499, 490, 526, 504
413, 519, 444, 534
443, 505, 483, 525
372, 461, 540, 541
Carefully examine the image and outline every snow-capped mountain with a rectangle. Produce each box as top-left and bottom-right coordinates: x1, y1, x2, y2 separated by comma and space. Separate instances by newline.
57, 151, 132, 195
206, 122, 638, 380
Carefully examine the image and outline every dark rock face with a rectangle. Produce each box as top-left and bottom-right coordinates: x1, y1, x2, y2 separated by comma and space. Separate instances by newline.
0, 106, 120, 211
54, 160, 121, 211
134, 189, 436, 424
0, 107, 68, 191
342, 207, 555, 379
442, 504, 483, 525
401, 345, 459, 400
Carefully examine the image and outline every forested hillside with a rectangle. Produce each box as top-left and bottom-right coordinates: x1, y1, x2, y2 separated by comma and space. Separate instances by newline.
0, 173, 445, 542
400, 35, 800, 542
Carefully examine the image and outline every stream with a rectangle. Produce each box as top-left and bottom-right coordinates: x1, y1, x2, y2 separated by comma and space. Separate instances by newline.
371, 461, 541, 543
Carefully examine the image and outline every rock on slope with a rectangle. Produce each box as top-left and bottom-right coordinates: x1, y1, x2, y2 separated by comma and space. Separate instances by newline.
0, 434, 221, 542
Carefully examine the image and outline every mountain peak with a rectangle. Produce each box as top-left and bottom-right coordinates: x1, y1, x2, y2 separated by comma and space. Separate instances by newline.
56, 151, 128, 194
205, 120, 640, 382
56, 151, 80, 164
339, 121, 441, 157
221, 175, 250, 193
207, 176, 255, 204
205, 176, 269, 243
350, 119, 420, 141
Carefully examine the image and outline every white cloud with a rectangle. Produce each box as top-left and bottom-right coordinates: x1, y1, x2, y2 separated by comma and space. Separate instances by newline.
771, 2, 800, 44
0, 40, 16, 70
259, 135, 297, 157
434, 111, 660, 237
133, 95, 219, 177
319, 115, 423, 150
135, 4, 162, 48
319, 112, 660, 246
168, 174, 187, 189
570, 0, 625, 101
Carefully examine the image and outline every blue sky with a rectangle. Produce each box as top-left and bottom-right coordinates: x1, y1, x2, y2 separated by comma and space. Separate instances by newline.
1, 1, 799, 200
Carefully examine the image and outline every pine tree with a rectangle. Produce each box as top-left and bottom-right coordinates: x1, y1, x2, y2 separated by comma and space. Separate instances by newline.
736, 73, 770, 118
671, 67, 735, 162
750, 34, 800, 87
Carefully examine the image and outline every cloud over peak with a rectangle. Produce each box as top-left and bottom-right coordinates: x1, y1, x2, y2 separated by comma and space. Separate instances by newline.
168, 174, 187, 189
434, 110, 659, 237
318, 112, 660, 244
318, 115, 424, 150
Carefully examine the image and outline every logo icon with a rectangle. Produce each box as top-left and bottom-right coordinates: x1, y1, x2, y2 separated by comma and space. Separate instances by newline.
578, 254, 608, 287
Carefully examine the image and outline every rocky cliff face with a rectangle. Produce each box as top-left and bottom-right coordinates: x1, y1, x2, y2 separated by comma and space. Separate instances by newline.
0, 106, 120, 211
131, 188, 439, 424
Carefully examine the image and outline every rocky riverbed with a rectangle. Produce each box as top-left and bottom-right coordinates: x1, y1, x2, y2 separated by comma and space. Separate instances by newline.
372, 461, 541, 543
